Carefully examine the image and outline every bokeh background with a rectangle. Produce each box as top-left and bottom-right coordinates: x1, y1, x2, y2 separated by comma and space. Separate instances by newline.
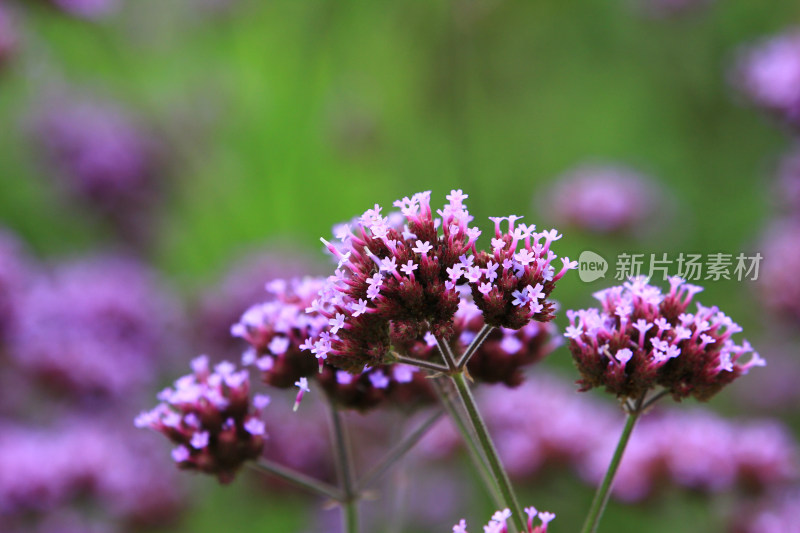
2, 0, 800, 532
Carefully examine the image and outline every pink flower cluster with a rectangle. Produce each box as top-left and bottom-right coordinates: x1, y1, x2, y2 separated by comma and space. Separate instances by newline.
232, 276, 434, 411
135, 356, 268, 483
305, 190, 575, 372
567, 276, 764, 401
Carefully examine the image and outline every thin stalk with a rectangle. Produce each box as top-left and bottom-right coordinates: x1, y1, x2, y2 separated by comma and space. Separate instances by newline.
393, 354, 450, 373
249, 459, 342, 501
450, 371, 526, 533
457, 324, 493, 369
435, 336, 458, 372
579, 398, 644, 533
358, 408, 445, 490
329, 403, 359, 533
431, 379, 503, 509
641, 389, 670, 412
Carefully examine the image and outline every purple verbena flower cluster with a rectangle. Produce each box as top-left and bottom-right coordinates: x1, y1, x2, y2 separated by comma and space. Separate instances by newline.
305, 190, 575, 372
135, 356, 268, 483
566, 276, 764, 401
232, 276, 434, 411
452, 507, 555, 533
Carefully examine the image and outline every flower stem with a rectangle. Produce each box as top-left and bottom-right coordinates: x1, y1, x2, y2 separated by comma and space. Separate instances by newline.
249, 459, 342, 501
358, 408, 445, 491
329, 403, 359, 533
449, 371, 526, 533
457, 324, 493, 369
392, 354, 450, 373
431, 379, 503, 509
579, 401, 642, 533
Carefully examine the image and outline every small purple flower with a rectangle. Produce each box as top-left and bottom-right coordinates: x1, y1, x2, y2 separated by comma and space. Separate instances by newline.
451, 506, 555, 533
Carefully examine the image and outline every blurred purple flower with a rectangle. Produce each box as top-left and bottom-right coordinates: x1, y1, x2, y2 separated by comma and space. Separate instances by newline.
733, 30, 800, 129
50, 0, 121, 19
9, 254, 181, 398
421, 374, 797, 501
0, 229, 33, 348
30, 94, 164, 246
733, 490, 800, 533
543, 164, 664, 235
0, 417, 183, 524
0, 4, 18, 69
757, 219, 800, 324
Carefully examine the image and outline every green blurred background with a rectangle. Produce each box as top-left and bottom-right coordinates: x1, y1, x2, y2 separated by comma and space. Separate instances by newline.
2, 0, 800, 531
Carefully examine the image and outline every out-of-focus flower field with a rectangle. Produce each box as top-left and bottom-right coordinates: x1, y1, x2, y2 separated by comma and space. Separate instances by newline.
1, 1, 800, 532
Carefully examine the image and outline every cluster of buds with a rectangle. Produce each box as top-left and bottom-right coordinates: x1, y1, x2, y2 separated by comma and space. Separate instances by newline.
305, 190, 575, 373
135, 356, 268, 483
566, 276, 764, 402
232, 277, 433, 411
452, 507, 555, 533
399, 294, 560, 386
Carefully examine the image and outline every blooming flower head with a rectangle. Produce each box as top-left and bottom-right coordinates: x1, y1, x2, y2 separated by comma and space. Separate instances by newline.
566, 276, 764, 402
543, 164, 665, 235
451, 507, 555, 533
733, 30, 800, 129
135, 356, 267, 483
307, 190, 574, 372
233, 276, 435, 411
399, 295, 561, 386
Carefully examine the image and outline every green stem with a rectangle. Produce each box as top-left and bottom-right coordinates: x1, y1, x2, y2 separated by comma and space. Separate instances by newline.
329, 403, 359, 533
450, 372, 526, 533
358, 408, 445, 491
579, 405, 642, 533
457, 324, 493, 369
249, 459, 342, 501
431, 379, 504, 509
392, 354, 450, 373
